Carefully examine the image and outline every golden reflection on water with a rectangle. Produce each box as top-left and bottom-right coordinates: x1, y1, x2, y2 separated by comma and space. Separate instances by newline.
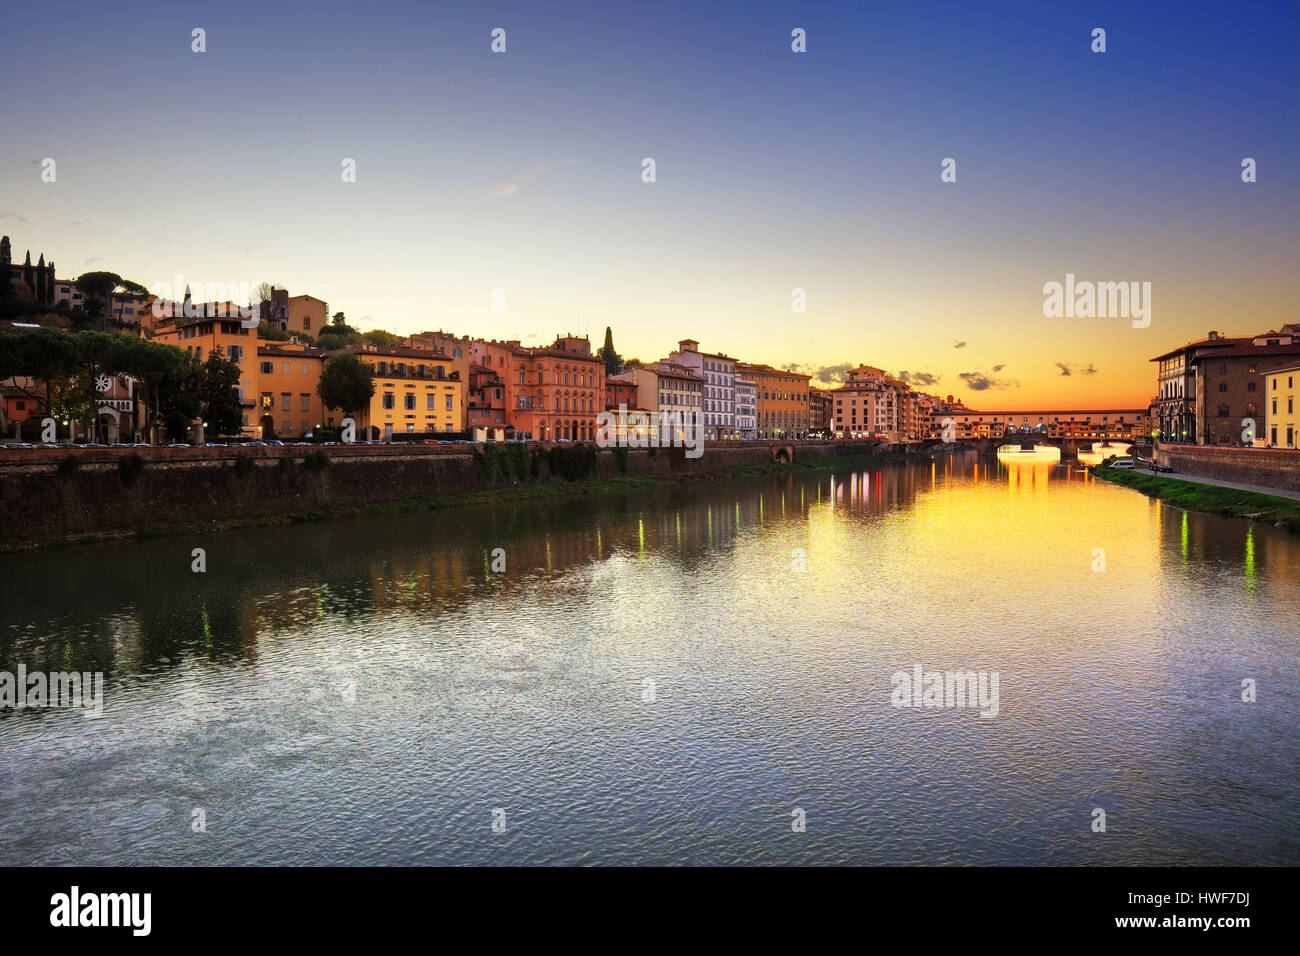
2, 450, 1298, 676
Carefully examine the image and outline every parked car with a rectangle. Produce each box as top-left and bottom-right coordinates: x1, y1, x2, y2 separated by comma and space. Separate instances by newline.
4, 442, 36, 449
82, 442, 107, 449
1109, 458, 1135, 469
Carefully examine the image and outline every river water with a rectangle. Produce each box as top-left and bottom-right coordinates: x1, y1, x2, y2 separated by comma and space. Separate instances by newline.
2, 449, 1297, 865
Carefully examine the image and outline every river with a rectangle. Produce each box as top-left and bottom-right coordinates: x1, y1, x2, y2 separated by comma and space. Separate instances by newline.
2, 449, 1297, 865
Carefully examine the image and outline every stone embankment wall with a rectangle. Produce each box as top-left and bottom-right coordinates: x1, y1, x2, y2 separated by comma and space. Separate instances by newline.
1156, 445, 1300, 493
0, 441, 871, 547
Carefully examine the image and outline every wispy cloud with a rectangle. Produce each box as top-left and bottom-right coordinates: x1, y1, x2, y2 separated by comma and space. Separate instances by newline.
492, 159, 576, 199
953, 340, 967, 349
0, 211, 27, 223
897, 370, 940, 386
1055, 361, 1098, 376
959, 369, 1018, 391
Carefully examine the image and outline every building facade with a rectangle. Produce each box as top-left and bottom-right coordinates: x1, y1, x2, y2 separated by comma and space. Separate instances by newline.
668, 340, 736, 439
347, 344, 464, 439
1264, 365, 1300, 448
737, 363, 811, 439
734, 376, 757, 439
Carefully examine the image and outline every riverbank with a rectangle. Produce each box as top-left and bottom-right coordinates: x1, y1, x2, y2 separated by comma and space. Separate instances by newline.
1094, 465, 1300, 534
3, 449, 903, 552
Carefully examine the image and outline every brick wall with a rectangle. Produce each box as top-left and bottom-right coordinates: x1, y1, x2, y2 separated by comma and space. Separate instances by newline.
1157, 444, 1300, 493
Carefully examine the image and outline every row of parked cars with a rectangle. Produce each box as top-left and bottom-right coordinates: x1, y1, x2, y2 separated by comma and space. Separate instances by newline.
1108, 455, 1174, 472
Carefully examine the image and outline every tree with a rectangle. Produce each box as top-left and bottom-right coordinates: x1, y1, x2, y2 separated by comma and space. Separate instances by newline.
597, 326, 622, 376
317, 352, 375, 419
360, 329, 400, 346
196, 349, 244, 436
75, 272, 123, 327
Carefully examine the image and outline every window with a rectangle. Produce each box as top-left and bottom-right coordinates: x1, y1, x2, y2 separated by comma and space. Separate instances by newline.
445, 394, 453, 411
283, 362, 290, 375
260, 393, 273, 409
261, 362, 273, 374
1219, 383, 1228, 392
404, 393, 415, 410
382, 393, 395, 410
281, 393, 291, 411
300, 394, 310, 411
427, 394, 435, 411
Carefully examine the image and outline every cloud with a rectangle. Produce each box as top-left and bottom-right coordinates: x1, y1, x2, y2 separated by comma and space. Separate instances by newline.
781, 362, 851, 385
953, 340, 967, 349
493, 159, 576, 199
1056, 362, 1099, 376
0, 211, 27, 222
83, 256, 104, 267
897, 370, 940, 386
959, 370, 1018, 391
992, 364, 1005, 372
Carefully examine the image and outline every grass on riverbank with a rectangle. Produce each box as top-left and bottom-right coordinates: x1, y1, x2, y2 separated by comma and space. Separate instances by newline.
9, 451, 902, 552
1093, 464, 1300, 534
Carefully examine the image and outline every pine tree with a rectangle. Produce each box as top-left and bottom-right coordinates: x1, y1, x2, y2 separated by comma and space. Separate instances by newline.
598, 326, 622, 376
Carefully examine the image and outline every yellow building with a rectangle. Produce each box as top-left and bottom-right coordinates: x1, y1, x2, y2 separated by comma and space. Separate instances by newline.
1264, 364, 1300, 448
403, 330, 474, 428
348, 344, 464, 439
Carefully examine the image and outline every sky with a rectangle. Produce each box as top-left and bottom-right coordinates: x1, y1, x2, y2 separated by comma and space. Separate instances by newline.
1, 0, 1296, 409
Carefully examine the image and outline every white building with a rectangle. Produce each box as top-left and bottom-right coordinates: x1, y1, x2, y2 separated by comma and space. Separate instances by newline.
734, 377, 757, 439
667, 339, 736, 440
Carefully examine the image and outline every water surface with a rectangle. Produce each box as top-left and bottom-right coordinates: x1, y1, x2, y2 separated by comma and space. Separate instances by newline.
2, 450, 1297, 865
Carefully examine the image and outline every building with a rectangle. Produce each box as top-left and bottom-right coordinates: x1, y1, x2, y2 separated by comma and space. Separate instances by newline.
737, 363, 811, 439
935, 409, 1150, 440
1263, 365, 1300, 448
406, 331, 474, 406
503, 336, 605, 441
264, 289, 329, 336
1189, 327, 1300, 446
2, 236, 57, 306
605, 377, 638, 410
807, 386, 832, 436
346, 344, 464, 439
254, 341, 328, 439
148, 304, 259, 437
735, 376, 758, 439
667, 340, 736, 439
1150, 332, 1242, 442
467, 364, 507, 435
827, 365, 896, 439
611, 362, 703, 424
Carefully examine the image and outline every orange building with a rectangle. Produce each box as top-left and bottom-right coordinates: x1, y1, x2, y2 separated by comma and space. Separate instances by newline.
736, 363, 811, 439
148, 302, 259, 436
467, 364, 507, 433
504, 336, 605, 441
254, 341, 328, 438
606, 378, 637, 410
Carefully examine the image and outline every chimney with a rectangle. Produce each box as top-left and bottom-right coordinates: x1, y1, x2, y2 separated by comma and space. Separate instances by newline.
1207, 331, 1220, 341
